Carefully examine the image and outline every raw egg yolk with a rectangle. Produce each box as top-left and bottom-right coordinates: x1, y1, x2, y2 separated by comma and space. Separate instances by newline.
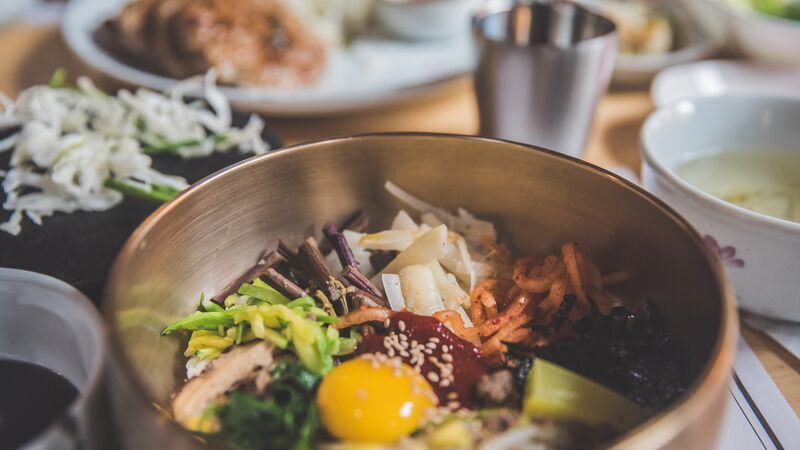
317, 358, 436, 443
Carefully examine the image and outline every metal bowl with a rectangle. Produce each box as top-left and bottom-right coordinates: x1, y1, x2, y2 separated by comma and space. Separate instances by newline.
104, 133, 737, 449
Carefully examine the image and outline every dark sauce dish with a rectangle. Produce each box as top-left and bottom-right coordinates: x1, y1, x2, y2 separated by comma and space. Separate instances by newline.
0, 269, 107, 450
0, 360, 78, 450
104, 134, 737, 449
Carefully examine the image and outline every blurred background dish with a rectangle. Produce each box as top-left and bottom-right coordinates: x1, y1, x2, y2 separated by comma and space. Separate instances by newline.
577, 0, 719, 87
62, 0, 476, 115
375, 0, 480, 40
692, 0, 800, 65
651, 60, 800, 107
642, 94, 800, 322
0, 0, 35, 28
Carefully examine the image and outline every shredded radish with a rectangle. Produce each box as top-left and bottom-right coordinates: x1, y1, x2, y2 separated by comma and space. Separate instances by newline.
456, 306, 474, 328
384, 181, 498, 246
382, 273, 406, 311
0, 71, 269, 235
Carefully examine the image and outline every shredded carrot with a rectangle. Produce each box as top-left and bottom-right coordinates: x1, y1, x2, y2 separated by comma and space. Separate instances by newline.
578, 251, 603, 290
479, 291, 533, 337
561, 242, 589, 307
513, 255, 565, 293
540, 275, 568, 310
432, 310, 481, 346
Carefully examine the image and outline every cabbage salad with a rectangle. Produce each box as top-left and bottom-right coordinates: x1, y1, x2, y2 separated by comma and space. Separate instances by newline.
0, 70, 269, 235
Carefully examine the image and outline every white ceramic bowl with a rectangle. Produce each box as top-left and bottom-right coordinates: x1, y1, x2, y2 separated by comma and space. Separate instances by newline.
696, 0, 800, 65
642, 95, 800, 321
651, 60, 800, 108
375, 0, 478, 40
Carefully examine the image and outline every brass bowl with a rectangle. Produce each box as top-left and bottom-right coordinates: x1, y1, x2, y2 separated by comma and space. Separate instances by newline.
104, 133, 737, 449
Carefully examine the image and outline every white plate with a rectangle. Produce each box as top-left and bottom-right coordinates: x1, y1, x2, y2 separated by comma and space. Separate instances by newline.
651, 60, 800, 108
0, 0, 35, 27
62, 0, 476, 115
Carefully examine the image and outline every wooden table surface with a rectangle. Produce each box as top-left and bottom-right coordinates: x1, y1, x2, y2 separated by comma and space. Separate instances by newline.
1, 23, 798, 416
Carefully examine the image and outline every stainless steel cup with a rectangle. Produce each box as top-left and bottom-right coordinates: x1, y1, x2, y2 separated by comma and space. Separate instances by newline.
473, 1, 617, 157
0, 269, 108, 450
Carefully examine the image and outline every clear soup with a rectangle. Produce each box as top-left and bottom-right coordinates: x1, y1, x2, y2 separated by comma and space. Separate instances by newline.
676, 150, 800, 224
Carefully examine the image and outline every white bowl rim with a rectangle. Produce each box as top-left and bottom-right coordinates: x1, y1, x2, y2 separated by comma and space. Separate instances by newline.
649, 59, 800, 108
641, 93, 800, 234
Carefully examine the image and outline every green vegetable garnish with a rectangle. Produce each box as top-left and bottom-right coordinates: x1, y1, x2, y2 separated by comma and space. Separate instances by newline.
750, 0, 800, 20
214, 362, 321, 450
162, 311, 236, 335
237, 281, 289, 304
199, 293, 224, 313
524, 359, 648, 430
163, 280, 356, 375
48, 68, 68, 89
105, 178, 181, 203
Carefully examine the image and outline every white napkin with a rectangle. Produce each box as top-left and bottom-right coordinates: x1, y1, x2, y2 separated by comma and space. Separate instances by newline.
716, 337, 800, 449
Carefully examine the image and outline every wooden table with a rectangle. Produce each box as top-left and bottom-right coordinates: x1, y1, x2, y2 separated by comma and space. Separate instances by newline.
1, 23, 798, 416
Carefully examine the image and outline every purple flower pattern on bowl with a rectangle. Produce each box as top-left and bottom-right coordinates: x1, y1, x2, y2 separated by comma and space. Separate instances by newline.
703, 235, 745, 268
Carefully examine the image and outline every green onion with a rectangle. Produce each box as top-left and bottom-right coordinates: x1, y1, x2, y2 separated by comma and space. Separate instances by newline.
237, 283, 289, 304
200, 293, 224, 313
286, 296, 315, 309
162, 311, 235, 335
105, 179, 181, 203
48, 68, 68, 89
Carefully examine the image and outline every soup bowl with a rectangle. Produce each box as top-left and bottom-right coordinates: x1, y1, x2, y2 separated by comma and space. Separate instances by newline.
104, 133, 737, 449
642, 95, 800, 322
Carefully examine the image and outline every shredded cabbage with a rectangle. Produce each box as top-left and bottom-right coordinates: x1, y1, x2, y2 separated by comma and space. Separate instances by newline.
0, 71, 269, 235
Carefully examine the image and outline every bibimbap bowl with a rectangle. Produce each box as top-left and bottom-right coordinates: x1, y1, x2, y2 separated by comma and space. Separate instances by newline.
104, 134, 737, 449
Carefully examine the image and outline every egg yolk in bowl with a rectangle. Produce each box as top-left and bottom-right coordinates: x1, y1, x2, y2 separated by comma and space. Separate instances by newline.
317, 357, 437, 443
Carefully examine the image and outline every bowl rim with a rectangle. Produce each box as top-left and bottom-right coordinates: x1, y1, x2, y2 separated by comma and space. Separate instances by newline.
104, 132, 738, 450
641, 94, 800, 234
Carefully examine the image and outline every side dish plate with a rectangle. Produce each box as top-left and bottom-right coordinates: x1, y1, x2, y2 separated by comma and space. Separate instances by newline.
62, 0, 476, 116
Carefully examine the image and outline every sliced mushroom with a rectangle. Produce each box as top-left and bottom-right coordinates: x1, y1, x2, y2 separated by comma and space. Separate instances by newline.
172, 341, 274, 425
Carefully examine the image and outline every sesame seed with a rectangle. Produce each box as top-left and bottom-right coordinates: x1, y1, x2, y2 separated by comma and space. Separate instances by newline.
398, 320, 406, 332
447, 401, 460, 410
430, 337, 441, 344
427, 372, 440, 383
442, 353, 453, 362
439, 379, 451, 387
383, 318, 390, 328
447, 392, 458, 400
